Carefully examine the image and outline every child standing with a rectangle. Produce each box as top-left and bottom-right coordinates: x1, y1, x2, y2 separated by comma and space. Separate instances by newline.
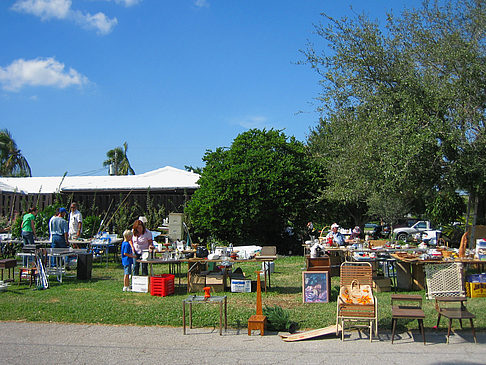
121, 229, 136, 292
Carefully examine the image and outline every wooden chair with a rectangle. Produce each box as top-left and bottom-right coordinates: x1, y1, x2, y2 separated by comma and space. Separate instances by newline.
336, 262, 378, 341
248, 271, 267, 336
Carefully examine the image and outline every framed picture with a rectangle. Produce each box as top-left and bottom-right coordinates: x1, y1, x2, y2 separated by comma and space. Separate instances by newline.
302, 271, 329, 303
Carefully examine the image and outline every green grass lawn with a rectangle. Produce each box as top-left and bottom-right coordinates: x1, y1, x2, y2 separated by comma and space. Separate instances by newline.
1, 256, 485, 331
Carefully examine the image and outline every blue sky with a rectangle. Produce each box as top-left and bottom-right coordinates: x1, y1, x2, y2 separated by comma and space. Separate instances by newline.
1, 0, 420, 177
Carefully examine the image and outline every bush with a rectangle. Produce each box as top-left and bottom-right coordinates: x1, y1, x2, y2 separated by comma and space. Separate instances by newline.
82, 215, 102, 238
263, 305, 293, 332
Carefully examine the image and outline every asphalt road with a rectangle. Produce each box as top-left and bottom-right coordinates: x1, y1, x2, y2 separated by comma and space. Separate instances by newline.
0, 322, 485, 364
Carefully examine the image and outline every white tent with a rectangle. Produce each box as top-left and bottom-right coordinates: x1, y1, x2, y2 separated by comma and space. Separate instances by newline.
0, 166, 200, 194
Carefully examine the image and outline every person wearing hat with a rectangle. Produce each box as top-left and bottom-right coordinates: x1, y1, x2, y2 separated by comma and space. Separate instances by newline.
49, 207, 70, 249
325, 223, 346, 246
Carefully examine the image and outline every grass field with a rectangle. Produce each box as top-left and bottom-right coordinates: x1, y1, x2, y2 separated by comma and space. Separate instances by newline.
0, 256, 485, 332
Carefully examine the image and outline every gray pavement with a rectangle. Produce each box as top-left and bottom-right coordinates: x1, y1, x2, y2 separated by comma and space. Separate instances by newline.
0, 321, 485, 364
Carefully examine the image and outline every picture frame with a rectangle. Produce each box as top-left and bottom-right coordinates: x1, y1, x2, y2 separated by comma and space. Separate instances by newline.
302, 271, 329, 303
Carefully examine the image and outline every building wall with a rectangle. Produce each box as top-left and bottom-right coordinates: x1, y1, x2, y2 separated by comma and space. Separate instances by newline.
0, 191, 53, 220
0, 189, 196, 220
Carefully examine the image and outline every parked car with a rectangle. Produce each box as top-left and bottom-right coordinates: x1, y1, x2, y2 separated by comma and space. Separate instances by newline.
393, 218, 420, 229
364, 223, 391, 239
393, 220, 439, 242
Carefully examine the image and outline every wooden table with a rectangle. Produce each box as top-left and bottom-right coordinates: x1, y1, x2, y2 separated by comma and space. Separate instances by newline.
391, 294, 425, 344
435, 296, 476, 344
182, 258, 275, 293
0, 258, 17, 282
137, 258, 182, 287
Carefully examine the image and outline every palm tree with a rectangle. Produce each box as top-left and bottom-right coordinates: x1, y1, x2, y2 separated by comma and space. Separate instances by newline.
103, 141, 135, 175
0, 129, 32, 177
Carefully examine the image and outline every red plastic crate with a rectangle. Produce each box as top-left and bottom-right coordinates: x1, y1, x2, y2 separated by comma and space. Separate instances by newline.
150, 274, 175, 297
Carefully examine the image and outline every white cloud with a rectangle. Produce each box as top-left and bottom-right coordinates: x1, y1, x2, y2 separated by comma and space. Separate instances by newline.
113, 0, 142, 6
11, 0, 118, 35
73, 10, 118, 35
11, 0, 71, 20
0, 57, 89, 92
236, 116, 269, 129
194, 0, 209, 8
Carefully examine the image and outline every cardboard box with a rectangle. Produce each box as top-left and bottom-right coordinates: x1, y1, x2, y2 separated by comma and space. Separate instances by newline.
231, 279, 252, 293
262, 261, 275, 274
188, 274, 205, 293
373, 276, 391, 292
466, 282, 486, 298
467, 274, 481, 283
206, 276, 224, 285
207, 283, 225, 292
131, 275, 149, 293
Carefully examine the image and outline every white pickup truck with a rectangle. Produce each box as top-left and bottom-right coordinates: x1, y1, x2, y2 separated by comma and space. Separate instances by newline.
393, 221, 440, 242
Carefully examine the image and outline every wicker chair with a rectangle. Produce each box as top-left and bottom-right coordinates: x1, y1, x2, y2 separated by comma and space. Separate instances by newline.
336, 262, 378, 341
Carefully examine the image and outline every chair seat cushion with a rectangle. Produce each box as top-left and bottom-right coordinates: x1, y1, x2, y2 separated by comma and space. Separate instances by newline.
339, 284, 374, 305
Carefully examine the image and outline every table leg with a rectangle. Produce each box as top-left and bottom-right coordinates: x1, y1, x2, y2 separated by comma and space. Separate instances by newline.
178, 262, 181, 287
459, 319, 463, 329
224, 297, 227, 331
219, 301, 223, 335
436, 313, 441, 328
267, 262, 271, 289
189, 302, 193, 329
447, 318, 452, 344
263, 269, 267, 293
418, 319, 425, 345
470, 318, 477, 344
391, 318, 396, 344
182, 301, 186, 335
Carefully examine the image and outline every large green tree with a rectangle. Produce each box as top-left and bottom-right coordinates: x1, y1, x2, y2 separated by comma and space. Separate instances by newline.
0, 129, 31, 177
103, 142, 135, 175
305, 0, 485, 224
186, 129, 324, 251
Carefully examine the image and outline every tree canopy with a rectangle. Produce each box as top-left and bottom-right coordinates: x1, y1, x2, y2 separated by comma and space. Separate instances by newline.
103, 142, 135, 176
0, 129, 31, 177
186, 129, 324, 251
304, 0, 486, 224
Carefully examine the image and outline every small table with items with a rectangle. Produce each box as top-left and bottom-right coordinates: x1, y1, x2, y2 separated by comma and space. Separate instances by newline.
182, 295, 227, 335
435, 296, 476, 344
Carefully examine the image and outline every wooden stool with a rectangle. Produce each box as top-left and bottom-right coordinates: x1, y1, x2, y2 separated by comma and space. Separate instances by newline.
391, 294, 426, 344
19, 267, 37, 287
248, 314, 267, 336
0, 258, 17, 282
248, 271, 267, 336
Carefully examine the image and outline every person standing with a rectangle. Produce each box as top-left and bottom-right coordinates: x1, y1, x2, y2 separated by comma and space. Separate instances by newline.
49, 208, 69, 249
21, 207, 37, 266
21, 207, 37, 246
131, 219, 153, 276
121, 230, 136, 291
68, 202, 83, 240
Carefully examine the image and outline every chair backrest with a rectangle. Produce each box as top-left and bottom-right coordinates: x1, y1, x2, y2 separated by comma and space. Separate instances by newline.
425, 262, 465, 299
340, 262, 373, 287
260, 246, 276, 256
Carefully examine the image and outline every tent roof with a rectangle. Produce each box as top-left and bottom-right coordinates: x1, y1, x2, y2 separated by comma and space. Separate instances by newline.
0, 166, 200, 194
